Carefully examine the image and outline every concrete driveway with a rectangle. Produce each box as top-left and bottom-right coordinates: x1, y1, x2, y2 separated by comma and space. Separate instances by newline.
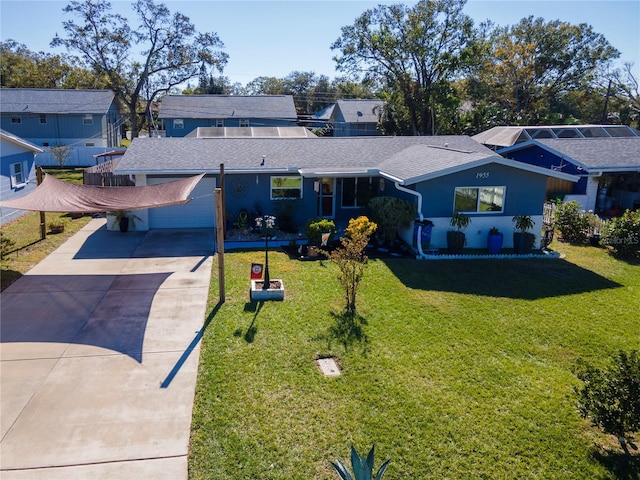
0, 219, 214, 479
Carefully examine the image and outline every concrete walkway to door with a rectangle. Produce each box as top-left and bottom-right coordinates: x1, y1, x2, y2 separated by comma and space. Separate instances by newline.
0, 219, 214, 479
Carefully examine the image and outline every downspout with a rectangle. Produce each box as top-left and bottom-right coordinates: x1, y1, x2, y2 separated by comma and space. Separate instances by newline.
394, 182, 426, 259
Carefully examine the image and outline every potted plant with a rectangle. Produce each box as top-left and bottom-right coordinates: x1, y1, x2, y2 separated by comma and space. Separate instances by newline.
487, 226, 503, 254
512, 214, 536, 254
108, 210, 142, 232
447, 211, 470, 254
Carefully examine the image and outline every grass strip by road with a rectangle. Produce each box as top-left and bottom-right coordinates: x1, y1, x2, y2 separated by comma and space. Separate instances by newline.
1, 169, 92, 291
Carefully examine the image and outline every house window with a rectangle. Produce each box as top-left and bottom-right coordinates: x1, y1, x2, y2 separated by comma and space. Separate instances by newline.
342, 177, 373, 208
82, 114, 93, 125
10, 162, 26, 187
173, 119, 184, 129
240, 119, 249, 127
85, 142, 95, 147
454, 186, 505, 213
43, 142, 49, 147
39, 114, 47, 124
216, 119, 223, 127
271, 176, 302, 200
11, 116, 21, 124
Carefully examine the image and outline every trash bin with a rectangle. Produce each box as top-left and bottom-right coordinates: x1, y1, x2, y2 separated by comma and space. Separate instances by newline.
413, 219, 433, 251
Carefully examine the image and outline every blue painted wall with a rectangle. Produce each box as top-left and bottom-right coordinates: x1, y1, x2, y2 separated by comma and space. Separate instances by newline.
1, 107, 121, 147
502, 145, 587, 194
1, 148, 37, 225
222, 173, 419, 234
416, 162, 548, 218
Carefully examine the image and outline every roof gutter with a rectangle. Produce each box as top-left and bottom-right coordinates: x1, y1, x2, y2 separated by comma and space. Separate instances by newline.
393, 182, 426, 259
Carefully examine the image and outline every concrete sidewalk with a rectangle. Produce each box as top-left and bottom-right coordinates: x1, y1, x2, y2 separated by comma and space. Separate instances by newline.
0, 219, 214, 479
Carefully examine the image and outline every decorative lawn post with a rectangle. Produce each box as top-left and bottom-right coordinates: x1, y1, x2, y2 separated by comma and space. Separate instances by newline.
256, 215, 276, 290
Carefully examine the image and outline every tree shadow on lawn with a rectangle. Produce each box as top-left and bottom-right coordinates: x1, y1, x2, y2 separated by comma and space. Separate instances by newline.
382, 258, 622, 300
590, 445, 640, 480
311, 309, 370, 355
235, 301, 264, 343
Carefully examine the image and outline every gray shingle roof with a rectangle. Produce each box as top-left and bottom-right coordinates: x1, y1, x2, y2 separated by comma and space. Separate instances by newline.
332, 99, 384, 123
116, 135, 575, 185
157, 95, 297, 120
534, 138, 640, 170
0, 89, 117, 115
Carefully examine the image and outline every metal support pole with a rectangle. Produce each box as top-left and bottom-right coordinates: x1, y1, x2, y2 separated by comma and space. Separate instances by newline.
36, 167, 46, 240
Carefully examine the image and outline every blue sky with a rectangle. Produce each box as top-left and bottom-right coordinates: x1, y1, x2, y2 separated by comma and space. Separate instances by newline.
1, 0, 638, 86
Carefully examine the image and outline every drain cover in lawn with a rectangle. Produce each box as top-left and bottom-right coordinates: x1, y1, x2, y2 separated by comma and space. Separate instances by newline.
316, 357, 341, 376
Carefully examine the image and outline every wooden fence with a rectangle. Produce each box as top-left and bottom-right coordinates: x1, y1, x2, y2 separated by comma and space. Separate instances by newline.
83, 159, 134, 186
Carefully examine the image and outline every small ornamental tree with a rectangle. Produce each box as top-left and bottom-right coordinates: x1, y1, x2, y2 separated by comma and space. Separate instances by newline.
575, 350, 640, 451
327, 216, 377, 314
49, 144, 71, 168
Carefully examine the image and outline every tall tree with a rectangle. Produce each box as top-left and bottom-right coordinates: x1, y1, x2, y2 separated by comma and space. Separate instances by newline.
0, 40, 104, 89
51, 0, 228, 138
331, 0, 476, 135
476, 16, 619, 124
611, 63, 640, 128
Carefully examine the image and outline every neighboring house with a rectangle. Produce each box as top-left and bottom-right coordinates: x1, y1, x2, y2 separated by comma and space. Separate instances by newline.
329, 99, 384, 137
0, 88, 123, 168
0, 129, 43, 225
158, 95, 299, 137
473, 125, 640, 213
114, 135, 576, 252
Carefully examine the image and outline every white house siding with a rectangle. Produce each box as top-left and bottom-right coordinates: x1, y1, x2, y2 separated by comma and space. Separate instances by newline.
147, 176, 216, 228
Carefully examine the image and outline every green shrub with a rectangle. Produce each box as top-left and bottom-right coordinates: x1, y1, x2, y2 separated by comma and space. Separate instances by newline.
305, 217, 336, 246
600, 209, 640, 258
553, 200, 589, 244
368, 196, 415, 245
575, 350, 640, 448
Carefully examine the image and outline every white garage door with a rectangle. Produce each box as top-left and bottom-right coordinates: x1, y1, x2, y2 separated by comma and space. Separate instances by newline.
148, 176, 216, 228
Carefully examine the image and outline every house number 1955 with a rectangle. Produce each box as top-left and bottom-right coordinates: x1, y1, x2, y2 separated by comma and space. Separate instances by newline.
476, 172, 490, 179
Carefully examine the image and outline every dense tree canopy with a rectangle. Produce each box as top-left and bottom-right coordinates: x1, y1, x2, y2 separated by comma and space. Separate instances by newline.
0, 40, 106, 89
473, 16, 620, 125
332, 0, 477, 135
51, 0, 228, 137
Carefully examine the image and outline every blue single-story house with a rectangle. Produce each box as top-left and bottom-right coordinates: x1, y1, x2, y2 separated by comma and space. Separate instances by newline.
0, 129, 43, 225
0, 89, 123, 167
114, 135, 577, 253
473, 125, 640, 213
158, 95, 299, 138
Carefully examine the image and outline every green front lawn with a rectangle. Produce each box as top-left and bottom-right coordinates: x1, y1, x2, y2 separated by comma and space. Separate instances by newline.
189, 242, 639, 479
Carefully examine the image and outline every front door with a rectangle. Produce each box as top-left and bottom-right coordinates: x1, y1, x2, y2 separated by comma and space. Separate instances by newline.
319, 177, 334, 217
